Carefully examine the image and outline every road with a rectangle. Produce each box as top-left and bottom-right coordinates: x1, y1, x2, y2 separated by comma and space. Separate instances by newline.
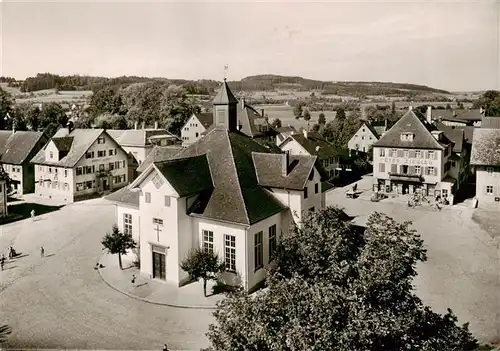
326, 178, 499, 344
0, 199, 213, 350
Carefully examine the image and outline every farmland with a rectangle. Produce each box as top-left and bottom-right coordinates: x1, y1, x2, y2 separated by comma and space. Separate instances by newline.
0, 84, 91, 105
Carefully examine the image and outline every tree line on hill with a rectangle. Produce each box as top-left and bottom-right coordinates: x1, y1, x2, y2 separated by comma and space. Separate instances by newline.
3, 73, 451, 98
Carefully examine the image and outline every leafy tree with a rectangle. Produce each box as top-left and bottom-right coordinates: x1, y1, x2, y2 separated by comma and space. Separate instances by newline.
446, 103, 452, 110
335, 107, 346, 121
90, 86, 125, 117
324, 111, 362, 149
303, 108, 311, 122
293, 101, 305, 119
0, 324, 12, 343
180, 248, 225, 297
312, 123, 320, 133
472, 90, 500, 116
206, 208, 478, 351
101, 224, 137, 270
270, 118, 282, 129
39, 102, 68, 128
0, 87, 14, 130
318, 112, 326, 125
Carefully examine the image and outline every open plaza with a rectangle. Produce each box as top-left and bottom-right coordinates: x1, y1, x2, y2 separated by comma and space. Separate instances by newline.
0, 178, 498, 349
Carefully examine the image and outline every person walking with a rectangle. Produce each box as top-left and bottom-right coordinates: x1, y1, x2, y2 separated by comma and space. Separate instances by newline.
1, 254, 5, 271
162, 344, 169, 351
31, 209, 36, 221
40, 246, 44, 258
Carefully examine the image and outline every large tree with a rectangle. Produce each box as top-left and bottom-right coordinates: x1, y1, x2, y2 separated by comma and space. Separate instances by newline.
206, 208, 478, 351
0, 87, 14, 130
293, 101, 305, 119
39, 102, 68, 128
324, 111, 362, 149
180, 248, 225, 297
472, 90, 500, 116
318, 112, 326, 125
270, 118, 282, 129
101, 224, 136, 270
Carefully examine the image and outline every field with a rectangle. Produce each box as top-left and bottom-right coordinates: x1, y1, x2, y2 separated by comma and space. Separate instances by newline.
255, 104, 338, 130
0, 83, 92, 104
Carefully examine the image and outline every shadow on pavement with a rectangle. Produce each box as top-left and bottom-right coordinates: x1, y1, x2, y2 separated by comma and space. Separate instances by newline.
2, 265, 17, 270
44, 254, 55, 258
7, 203, 64, 223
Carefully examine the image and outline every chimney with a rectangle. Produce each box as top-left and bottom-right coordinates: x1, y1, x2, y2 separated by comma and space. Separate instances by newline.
303, 129, 308, 139
480, 107, 484, 115
408, 105, 413, 111
67, 121, 74, 134
282, 150, 290, 176
261, 109, 265, 117
240, 97, 245, 109
12, 121, 15, 134
134, 121, 138, 130
426, 106, 432, 124
141, 122, 145, 130
384, 119, 388, 130
154, 121, 158, 130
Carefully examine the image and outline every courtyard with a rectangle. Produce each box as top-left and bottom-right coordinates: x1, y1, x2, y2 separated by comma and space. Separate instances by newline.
326, 176, 500, 345
0, 197, 213, 350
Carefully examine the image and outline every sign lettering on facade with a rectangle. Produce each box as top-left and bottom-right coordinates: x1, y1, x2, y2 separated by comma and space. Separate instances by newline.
382, 157, 432, 166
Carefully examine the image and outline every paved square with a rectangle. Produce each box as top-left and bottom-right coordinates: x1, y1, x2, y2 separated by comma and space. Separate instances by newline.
0, 198, 214, 350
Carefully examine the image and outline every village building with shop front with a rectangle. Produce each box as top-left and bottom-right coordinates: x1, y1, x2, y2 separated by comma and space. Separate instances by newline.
372, 108, 466, 204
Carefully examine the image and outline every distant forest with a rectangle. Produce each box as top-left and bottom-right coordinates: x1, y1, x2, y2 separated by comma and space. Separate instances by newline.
0, 73, 450, 96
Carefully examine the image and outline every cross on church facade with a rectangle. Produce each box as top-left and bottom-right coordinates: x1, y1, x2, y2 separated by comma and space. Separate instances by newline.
154, 224, 162, 242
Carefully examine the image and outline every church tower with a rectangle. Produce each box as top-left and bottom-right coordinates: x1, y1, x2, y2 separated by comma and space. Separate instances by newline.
212, 79, 239, 132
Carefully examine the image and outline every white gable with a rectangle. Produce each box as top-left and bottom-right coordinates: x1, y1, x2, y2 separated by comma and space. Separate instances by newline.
132, 165, 179, 197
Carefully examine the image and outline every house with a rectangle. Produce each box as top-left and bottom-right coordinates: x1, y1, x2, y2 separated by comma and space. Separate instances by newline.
0, 130, 49, 196
107, 124, 180, 165
0, 166, 8, 217
481, 115, 500, 129
434, 122, 470, 190
427, 106, 484, 127
181, 93, 278, 147
347, 120, 387, 153
278, 129, 348, 180
113, 80, 325, 292
30, 125, 130, 203
372, 108, 459, 203
181, 112, 214, 147
470, 128, 500, 206
275, 125, 297, 145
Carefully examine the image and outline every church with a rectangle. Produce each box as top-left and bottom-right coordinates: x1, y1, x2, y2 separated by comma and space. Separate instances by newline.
109, 80, 326, 292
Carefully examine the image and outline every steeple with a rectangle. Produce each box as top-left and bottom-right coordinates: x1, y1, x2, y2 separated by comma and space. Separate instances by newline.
212, 79, 239, 132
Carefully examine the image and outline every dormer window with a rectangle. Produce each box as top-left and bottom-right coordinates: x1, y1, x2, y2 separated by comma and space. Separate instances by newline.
400, 132, 414, 141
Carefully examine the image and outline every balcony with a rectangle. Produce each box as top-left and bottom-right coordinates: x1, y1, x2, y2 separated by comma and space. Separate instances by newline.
389, 173, 423, 182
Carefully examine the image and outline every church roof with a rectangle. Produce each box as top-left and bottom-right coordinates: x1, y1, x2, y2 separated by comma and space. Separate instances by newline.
136, 146, 183, 173
212, 80, 239, 105
252, 152, 321, 190
106, 186, 140, 208
0, 131, 47, 165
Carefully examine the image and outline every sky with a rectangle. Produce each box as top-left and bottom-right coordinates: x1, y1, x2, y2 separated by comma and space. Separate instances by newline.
0, 0, 499, 91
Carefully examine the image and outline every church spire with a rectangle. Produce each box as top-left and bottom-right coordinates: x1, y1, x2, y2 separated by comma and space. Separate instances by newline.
212, 79, 239, 132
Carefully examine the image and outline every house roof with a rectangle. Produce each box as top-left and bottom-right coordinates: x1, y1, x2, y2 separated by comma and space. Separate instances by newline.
194, 113, 214, 129
481, 116, 500, 129
105, 186, 139, 208
0, 131, 46, 165
276, 126, 297, 134
435, 122, 464, 153
212, 80, 238, 105
457, 126, 475, 144
154, 155, 214, 197
51, 136, 74, 152
107, 129, 174, 147
31, 128, 113, 167
470, 128, 500, 166
252, 152, 318, 190
457, 109, 483, 121
373, 126, 386, 137
136, 146, 183, 173
281, 132, 342, 160
362, 121, 381, 139
431, 109, 484, 122
373, 110, 450, 150
164, 127, 288, 225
